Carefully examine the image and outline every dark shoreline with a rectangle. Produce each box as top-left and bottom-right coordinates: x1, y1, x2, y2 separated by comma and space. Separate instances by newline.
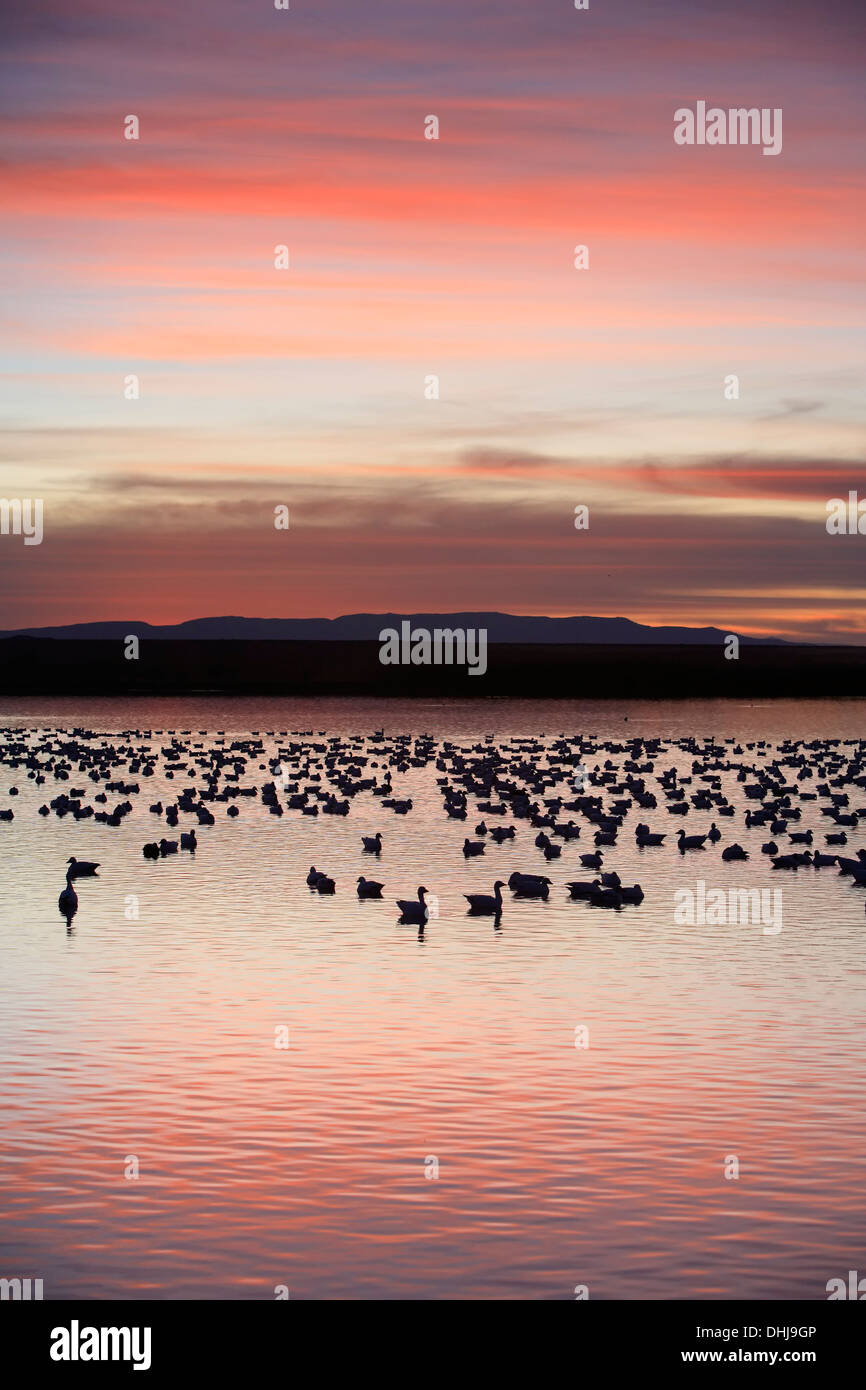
1, 637, 865, 698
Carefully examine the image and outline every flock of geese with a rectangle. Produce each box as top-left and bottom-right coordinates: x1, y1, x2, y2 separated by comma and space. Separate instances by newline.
1, 724, 865, 931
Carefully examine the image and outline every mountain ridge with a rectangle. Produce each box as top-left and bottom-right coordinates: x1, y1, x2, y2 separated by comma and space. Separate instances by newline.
0, 613, 787, 645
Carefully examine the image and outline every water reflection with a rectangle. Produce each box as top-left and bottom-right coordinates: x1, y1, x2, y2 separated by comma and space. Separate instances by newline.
0, 695, 864, 1300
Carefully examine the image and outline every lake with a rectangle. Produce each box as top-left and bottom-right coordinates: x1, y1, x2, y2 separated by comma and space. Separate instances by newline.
1, 695, 864, 1299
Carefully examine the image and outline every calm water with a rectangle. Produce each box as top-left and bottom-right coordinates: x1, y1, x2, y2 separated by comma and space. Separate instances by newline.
1, 696, 864, 1300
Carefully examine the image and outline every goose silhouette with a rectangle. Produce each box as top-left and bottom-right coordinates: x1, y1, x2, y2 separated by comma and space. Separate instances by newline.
396, 886, 429, 923
464, 881, 505, 915
635, 824, 665, 845
65, 856, 99, 879
58, 879, 78, 919
357, 876, 383, 898
772, 852, 809, 870
619, 884, 644, 903
566, 879, 599, 899
362, 833, 383, 853
677, 830, 706, 852
508, 872, 550, 899
588, 886, 622, 908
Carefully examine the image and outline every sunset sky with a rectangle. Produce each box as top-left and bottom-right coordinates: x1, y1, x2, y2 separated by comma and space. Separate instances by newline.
1, 0, 864, 639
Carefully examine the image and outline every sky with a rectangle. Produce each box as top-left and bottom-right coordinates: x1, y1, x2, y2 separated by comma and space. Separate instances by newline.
1, 0, 864, 639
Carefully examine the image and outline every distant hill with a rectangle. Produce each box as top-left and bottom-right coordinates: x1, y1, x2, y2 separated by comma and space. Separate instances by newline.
0, 613, 787, 645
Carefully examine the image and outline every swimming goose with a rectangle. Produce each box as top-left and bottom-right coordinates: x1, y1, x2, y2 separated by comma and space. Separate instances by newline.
579, 850, 603, 870
463, 839, 485, 857
65, 856, 100, 879
772, 852, 808, 870
677, 830, 706, 852
464, 881, 505, 915
635, 828, 665, 846
618, 884, 644, 903
835, 853, 866, 876
588, 886, 622, 908
566, 880, 599, 899
508, 872, 550, 899
396, 886, 429, 923
356, 876, 384, 898
362, 832, 383, 853
58, 880, 78, 916
721, 843, 748, 861
306, 865, 322, 886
